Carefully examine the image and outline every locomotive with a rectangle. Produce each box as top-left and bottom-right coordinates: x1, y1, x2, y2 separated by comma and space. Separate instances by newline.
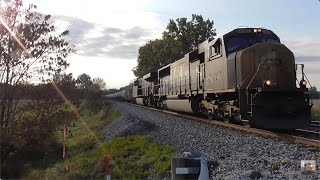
108, 28, 312, 130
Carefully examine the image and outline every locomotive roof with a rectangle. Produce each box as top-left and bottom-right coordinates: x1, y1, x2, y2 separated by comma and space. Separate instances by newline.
224, 28, 279, 38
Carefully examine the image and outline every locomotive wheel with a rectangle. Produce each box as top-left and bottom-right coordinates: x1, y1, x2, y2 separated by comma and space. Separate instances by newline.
223, 116, 230, 123
158, 100, 166, 110
230, 117, 243, 126
191, 99, 201, 115
207, 113, 214, 120
200, 103, 213, 120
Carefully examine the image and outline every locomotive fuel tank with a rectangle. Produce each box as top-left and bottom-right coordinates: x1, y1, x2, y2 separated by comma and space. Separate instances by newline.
136, 98, 144, 106
166, 99, 194, 114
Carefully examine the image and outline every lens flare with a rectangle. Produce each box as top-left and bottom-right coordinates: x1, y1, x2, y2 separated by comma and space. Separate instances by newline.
0, 17, 102, 148
0, 18, 32, 58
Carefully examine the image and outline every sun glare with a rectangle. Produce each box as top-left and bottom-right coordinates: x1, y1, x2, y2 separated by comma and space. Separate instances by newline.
0, 15, 100, 144
0, 18, 32, 59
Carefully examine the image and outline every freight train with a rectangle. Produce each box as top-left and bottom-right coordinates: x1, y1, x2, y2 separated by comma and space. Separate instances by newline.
107, 28, 312, 130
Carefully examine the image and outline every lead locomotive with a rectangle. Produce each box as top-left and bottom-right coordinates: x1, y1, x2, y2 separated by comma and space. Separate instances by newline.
108, 28, 312, 130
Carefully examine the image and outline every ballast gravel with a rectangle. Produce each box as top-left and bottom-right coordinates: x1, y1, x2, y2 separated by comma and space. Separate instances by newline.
102, 101, 320, 179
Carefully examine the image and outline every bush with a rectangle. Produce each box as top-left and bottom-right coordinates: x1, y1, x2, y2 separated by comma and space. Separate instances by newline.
0, 102, 77, 178
311, 101, 320, 121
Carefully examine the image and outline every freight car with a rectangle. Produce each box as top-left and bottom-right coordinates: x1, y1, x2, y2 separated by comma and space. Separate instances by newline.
107, 28, 312, 130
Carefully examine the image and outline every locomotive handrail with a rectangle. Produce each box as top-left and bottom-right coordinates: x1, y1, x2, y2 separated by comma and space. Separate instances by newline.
179, 77, 182, 93
302, 72, 312, 88
296, 63, 313, 89
246, 62, 262, 92
239, 53, 255, 88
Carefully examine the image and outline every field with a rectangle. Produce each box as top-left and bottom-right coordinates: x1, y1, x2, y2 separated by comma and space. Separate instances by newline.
25, 104, 174, 179
311, 99, 320, 121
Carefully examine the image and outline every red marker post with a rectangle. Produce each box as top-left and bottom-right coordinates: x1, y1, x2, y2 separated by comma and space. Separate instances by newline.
63, 125, 69, 172
63, 126, 67, 159
104, 155, 111, 180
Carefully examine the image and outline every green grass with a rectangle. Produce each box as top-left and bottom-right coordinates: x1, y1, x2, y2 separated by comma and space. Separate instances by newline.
97, 136, 175, 179
311, 100, 320, 121
25, 104, 174, 179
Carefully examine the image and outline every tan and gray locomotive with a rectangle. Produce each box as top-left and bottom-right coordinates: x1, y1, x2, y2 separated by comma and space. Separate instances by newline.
108, 28, 312, 130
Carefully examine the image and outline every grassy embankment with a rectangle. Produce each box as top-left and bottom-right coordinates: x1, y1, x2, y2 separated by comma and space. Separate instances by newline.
25, 103, 174, 179
311, 99, 320, 121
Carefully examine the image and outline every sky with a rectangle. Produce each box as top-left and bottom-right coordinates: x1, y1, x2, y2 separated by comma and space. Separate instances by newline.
21, 0, 320, 89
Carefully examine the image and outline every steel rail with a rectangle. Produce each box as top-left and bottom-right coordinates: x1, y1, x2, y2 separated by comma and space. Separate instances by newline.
120, 101, 320, 148
311, 121, 320, 124
294, 129, 320, 140
310, 121, 320, 128
310, 124, 320, 128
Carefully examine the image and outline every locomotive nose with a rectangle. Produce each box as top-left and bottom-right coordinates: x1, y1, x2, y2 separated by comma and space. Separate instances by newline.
259, 50, 280, 87
238, 43, 311, 129
242, 43, 296, 90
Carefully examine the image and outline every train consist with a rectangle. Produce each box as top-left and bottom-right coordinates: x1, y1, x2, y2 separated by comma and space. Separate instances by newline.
108, 28, 312, 130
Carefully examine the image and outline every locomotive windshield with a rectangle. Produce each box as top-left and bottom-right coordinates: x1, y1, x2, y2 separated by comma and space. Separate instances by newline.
224, 33, 280, 56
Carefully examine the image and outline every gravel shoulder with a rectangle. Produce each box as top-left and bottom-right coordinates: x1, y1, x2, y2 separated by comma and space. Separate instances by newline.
103, 101, 320, 179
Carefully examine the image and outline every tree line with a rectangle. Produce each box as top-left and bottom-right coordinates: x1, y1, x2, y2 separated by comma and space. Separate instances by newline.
133, 14, 216, 77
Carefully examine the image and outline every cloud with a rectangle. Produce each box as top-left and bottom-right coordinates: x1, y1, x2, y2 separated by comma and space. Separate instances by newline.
296, 56, 320, 63
74, 26, 152, 58
123, 27, 150, 39
58, 16, 159, 59
283, 39, 320, 57
294, 56, 320, 89
63, 17, 96, 40
295, 56, 320, 74
26, 0, 156, 28
57, 14, 319, 89
281, 38, 320, 88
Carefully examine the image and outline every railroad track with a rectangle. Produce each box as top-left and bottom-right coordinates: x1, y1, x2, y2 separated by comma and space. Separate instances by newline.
293, 129, 320, 140
310, 121, 320, 128
299, 121, 320, 135
121, 101, 320, 148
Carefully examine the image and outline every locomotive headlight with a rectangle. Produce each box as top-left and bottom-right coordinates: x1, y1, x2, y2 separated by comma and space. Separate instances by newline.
254, 28, 262, 33
302, 80, 307, 86
299, 79, 307, 89
265, 80, 272, 86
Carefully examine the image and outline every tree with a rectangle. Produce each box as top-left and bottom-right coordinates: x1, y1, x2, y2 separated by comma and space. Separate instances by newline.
106, 88, 119, 94
0, 0, 75, 128
309, 86, 320, 99
53, 73, 79, 102
133, 14, 216, 77
0, 1, 77, 177
82, 78, 106, 112
92, 77, 106, 90
163, 14, 216, 53
133, 38, 182, 77
76, 73, 93, 90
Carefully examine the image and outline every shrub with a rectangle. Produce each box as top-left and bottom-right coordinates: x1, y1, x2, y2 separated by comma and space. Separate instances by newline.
311, 100, 320, 121
0, 102, 77, 178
